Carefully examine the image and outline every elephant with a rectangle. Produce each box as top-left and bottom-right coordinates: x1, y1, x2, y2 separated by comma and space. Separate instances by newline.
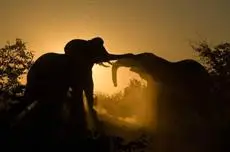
111, 52, 217, 152
20, 37, 133, 144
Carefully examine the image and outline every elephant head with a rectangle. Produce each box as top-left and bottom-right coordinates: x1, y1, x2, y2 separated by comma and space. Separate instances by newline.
64, 37, 134, 67
112, 57, 144, 87
112, 52, 170, 87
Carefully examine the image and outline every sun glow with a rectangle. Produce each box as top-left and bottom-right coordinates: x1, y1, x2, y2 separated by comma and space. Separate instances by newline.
92, 65, 143, 95
92, 65, 158, 131
91, 67, 159, 139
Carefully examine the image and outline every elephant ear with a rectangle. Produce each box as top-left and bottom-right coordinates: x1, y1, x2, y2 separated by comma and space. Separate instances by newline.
87, 37, 110, 61
88, 37, 104, 46
64, 39, 88, 57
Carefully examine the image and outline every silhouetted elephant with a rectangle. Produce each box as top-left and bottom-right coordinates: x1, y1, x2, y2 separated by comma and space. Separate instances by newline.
111, 52, 216, 152
22, 37, 133, 144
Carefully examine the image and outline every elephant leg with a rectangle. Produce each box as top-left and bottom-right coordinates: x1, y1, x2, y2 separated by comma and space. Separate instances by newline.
86, 91, 99, 127
83, 73, 102, 138
87, 98, 101, 138
31, 95, 65, 145
68, 88, 88, 140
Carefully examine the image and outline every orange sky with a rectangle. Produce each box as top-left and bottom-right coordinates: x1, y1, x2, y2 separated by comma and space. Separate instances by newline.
1, 0, 230, 94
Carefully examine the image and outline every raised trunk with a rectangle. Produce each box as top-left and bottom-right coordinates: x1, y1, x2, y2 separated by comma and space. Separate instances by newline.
94, 53, 133, 64
106, 53, 134, 61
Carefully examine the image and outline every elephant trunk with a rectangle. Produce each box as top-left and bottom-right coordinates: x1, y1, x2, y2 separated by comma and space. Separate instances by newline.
94, 52, 134, 64
94, 52, 137, 87
106, 53, 133, 61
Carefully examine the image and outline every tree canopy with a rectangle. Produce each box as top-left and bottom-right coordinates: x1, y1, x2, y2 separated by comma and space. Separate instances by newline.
192, 41, 230, 94
192, 41, 230, 77
192, 41, 230, 124
0, 38, 34, 95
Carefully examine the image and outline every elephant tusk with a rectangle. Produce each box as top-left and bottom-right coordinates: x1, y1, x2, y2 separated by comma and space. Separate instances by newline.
98, 62, 110, 67
107, 61, 113, 65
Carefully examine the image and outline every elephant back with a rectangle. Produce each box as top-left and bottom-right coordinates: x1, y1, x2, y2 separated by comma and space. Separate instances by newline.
26, 53, 72, 102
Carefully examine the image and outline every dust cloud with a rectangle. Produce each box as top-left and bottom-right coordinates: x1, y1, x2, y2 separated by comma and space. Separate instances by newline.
85, 75, 159, 142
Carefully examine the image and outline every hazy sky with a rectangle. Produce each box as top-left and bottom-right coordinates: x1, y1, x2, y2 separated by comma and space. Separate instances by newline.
1, 0, 230, 94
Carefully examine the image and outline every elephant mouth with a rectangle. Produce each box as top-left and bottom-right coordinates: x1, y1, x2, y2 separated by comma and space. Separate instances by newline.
94, 53, 134, 67
97, 61, 113, 67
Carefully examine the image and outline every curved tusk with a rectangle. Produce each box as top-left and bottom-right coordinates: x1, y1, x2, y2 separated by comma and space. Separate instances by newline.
98, 62, 110, 67
107, 61, 113, 65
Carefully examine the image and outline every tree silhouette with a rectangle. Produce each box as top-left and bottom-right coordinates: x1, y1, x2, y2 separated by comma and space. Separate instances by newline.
192, 42, 229, 77
0, 38, 34, 95
192, 41, 230, 127
192, 41, 230, 95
